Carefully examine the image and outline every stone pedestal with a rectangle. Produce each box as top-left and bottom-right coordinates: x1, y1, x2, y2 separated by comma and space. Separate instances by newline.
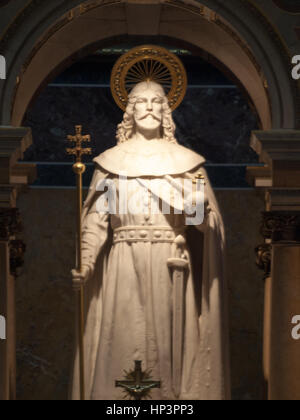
0, 127, 35, 400
249, 130, 300, 400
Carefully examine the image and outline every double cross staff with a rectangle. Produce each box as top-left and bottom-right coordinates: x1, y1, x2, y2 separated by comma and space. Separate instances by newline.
66, 125, 92, 401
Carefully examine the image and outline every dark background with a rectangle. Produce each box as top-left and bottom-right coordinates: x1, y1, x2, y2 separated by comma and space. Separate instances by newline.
22, 42, 259, 189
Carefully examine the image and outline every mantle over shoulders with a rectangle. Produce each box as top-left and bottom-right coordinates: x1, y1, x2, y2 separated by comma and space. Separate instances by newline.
93, 139, 206, 177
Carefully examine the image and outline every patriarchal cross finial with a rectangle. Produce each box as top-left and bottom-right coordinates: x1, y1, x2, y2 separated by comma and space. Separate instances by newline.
116, 360, 161, 400
66, 125, 92, 162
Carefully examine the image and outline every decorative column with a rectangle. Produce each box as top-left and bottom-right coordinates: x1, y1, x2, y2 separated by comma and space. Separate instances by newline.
0, 127, 36, 400
248, 130, 300, 400
264, 212, 300, 400
255, 242, 271, 383
0, 206, 25, 400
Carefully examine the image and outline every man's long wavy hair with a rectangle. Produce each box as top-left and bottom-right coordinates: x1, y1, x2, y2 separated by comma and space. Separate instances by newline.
116, 81, 177, 144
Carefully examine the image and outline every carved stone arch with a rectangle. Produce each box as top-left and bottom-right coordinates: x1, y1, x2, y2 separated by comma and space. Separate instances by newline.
0, 0, 297, 131
195, 0, 298, 128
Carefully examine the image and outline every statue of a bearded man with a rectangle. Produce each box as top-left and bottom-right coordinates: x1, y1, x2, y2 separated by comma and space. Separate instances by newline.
70, 81, 230, 400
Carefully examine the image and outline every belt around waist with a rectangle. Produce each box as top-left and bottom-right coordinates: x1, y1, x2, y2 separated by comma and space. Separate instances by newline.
113, 226, 184, 244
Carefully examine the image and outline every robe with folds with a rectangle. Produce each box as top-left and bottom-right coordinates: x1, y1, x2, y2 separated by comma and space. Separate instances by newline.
70, 139, 230, 400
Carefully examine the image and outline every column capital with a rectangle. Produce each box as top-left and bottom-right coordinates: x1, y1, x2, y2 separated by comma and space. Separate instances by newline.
0, 208, 25, 276
0, 208, 22, 241
261, 211, 300, 243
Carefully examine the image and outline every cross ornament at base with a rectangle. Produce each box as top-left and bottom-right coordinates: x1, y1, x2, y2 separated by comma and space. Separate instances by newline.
116, 360, 161, 400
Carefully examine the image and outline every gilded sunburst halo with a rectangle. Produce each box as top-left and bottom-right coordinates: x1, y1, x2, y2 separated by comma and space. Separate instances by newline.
110, 45, 188, 111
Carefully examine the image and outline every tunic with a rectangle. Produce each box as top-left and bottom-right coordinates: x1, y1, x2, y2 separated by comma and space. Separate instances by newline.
70, 139, 230, 400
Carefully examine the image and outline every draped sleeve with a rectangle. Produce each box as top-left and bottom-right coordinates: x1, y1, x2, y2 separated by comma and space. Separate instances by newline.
81, 166, 110, 276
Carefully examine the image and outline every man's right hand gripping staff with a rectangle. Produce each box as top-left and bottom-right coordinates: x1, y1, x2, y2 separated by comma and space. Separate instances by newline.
71, 265, 92, 291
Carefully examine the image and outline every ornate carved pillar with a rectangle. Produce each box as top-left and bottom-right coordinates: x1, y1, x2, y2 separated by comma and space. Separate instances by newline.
0, 206, 25, 400
263, 212, 300, 400
248, 130, 300, 400
0, 127, 36, 400
255, 241, 271, 383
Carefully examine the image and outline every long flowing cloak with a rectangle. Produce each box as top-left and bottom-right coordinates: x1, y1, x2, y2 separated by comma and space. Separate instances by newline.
70, 140, 230, 400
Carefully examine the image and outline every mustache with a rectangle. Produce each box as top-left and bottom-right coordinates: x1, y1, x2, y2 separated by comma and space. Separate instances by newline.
138, 113, 161, 122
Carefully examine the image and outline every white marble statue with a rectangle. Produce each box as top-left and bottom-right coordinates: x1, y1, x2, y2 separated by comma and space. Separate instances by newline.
70, 81, 230, 400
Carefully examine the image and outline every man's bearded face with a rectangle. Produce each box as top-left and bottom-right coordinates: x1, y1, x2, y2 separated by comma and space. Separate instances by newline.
133, 88, 164, 134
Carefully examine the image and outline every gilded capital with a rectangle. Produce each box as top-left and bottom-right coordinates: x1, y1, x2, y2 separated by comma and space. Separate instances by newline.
261, 211, 300, 243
